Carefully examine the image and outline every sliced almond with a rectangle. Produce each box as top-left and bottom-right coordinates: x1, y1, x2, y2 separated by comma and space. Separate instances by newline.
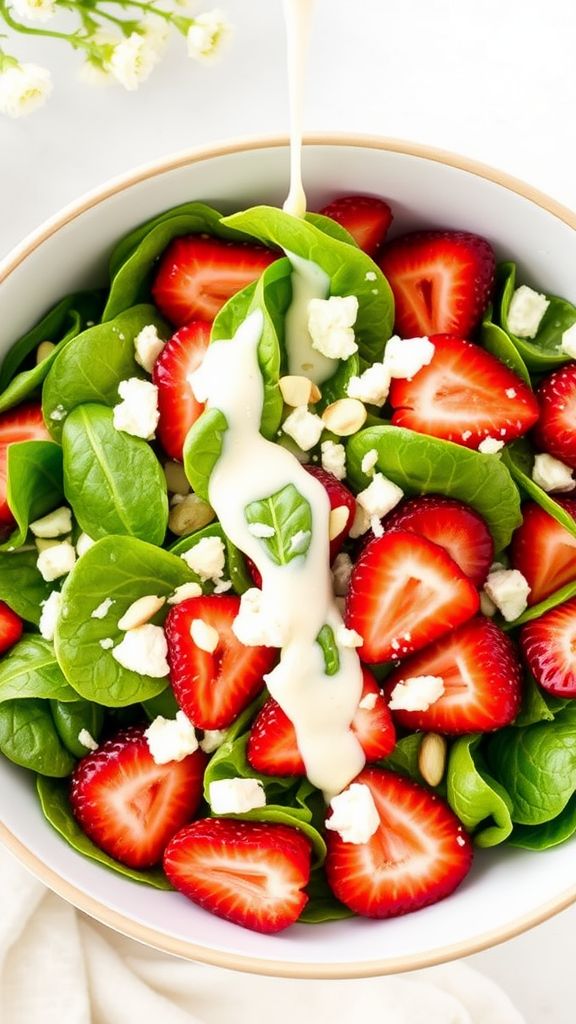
36, 341, 56, 365
190, 618, 219, 653
418, 733, 447, 788
309, 381, 322, 404
328, 504, 350, 540
169, 493, 215, 536
117, 594, 165, 631
164, 461, 191, 496
321, 398, 367, 437
279, 375, 315, 407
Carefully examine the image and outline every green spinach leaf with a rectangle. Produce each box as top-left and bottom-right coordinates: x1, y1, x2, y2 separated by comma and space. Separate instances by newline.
378, 734, 424, 782
169, 521, 252, 595
512, 672, 569, 727
446, 735, 513, 847
0, 636, 76, 703
183, 408, 228, 503
0, 315, 84, 415
1, 441, 64, 552
299, 868, 354, 923
0, 698, 74, 776
244, 483, 312, 566
480, 310, 531, 385
0, 549, 52, 624
502, 439, 576, 539
497, 261, 576, 370
509, 794, 576, 850
316, 624, 340, 676
50, 699, 105, 757
510, 579, 576, 628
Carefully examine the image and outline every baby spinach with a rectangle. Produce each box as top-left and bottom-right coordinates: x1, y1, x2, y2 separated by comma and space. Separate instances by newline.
107, 201, 226, 279
497, 262, 576, 370
62, 404, 168, 545
1, 441, 64, 551
305, 212, 358, 247
0, 636, 76, 703
170, 521, 252, 595
316, 624, 340, 676
244, 483, 312, 566
299, 869, 354, 923
0, 699, 75, 776
318, 352, 360, 410
141, 687, 179, 721
446, 735, 513, 847
347, 425, 522, 551
42, 305, 168, 441
37, 776, 172, 888
502, 439, 576, 539
183, 408, 228, 503
509, 794, 576, 851
0, 549, 52, 624
55, 536, 197, 706
0, 314, 85, 415
378, 734, 424, 782
50, 699, 105, 757
221, 206, 394, 365
512, 672, 569, 728
510, 579, 576, 628
480, 310, 531, 385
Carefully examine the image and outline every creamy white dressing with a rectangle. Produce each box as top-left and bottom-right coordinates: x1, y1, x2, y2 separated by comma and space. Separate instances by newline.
192, 311, 365, 799
282, 0, 313, 219
284, 251, 340, 385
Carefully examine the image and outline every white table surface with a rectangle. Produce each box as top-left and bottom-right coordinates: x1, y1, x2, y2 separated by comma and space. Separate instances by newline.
1, 0, 575, 1018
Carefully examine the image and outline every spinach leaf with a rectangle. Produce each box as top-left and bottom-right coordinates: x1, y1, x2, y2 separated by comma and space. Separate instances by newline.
0, 699, 75, 776
42, 305, 168, 441
50, 699, 105, 757
0, 549, 52, 624
37, 776, 172, 888
497, 262, 576, 370
55, 536, 197, 706
183, 408, 228, 503
305, 212, 358, 247
316, 624, 340, 676
0, 314, 84, 415
509, 794, 576, 850
244, 483, 312, 566
107, 201, 226, 279
1, 441, 64, 552
170, 521, 252, 595
62, 404, 168, 545
299, 868, 354, 923
510, 579, 576, 628
446, 735, 513, 847
141, 687, 179, 721
221, 206, 394, 365
0, 636, 76, 703
317, 352, 360, 410
347, 425, 522, 551
480, 310, 531, 385
502, 439, 576, 539
512, 672, 569, 728
377, 734, 424, 782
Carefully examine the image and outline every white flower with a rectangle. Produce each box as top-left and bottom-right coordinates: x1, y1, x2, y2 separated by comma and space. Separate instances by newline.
10, 0, 55, 22
187, 9, 231, 60
79, 59, 114, 87
0, 62, 52, 118
109, 32, 160, 91
139, 16, 170, 55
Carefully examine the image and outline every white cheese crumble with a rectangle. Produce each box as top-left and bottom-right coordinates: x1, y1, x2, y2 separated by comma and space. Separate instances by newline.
289, 529, 311, 555
29, 506, 72, 539
347, 362, 391, 406
134, 324, 165, 374
478, 437, 505, 454
145, 710, 198, 764
384, 335, 435, 380
561, 321, 576, 358
479, 591, 497, 617
483, 568, 530, 622
36, 541, 76, 582
99, 637, 114, 650
365, 271, 377, 282
325, 783, 380, 844
247, 522, 275, 539
358, 691, 378, 711
320, 440, 346, 481
200, 729, 227, 754
167, 581, 203, 605
348, 502, 372, 538
190, 618, 219, 653
76, 532, 95, 557
370, 514, 384, 538
180, 536, 225, 582
331, 552, 353, 596
361, 448, 379, 476
213, 578, 232, 594
91, 597, 114, 620
282, 405, 324, 452
507, 285, 550, 339
49, 404, 66, 422
38, 590, 61, 641
111, 624, 169, 677
232, 588, 285, 648
505, 388, 517, 399
307, 295, 359, 360
209, 777, 266, 814
532, 453, 575, 493
78, 729, 98, 752
112, 377, 159, 439
356, 472, 403, 518
389, 675, 445, 712
336, 625, 363, 649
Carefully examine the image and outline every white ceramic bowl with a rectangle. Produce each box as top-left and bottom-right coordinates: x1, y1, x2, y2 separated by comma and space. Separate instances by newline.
1, 135, 575, 978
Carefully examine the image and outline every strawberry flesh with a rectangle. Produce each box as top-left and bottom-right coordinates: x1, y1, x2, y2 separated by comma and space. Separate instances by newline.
0, 403, 51, 534
389, 334, 539, 449
304, 465, 356, 560
0, 601, 23, 654
520, 597, 576, 697
319, 195, 393, 256
379, 230, 495, 338
510, 499, 576, 605
325, 768, 473, 918
70, 726, 206, 868
153, 320, 211, 461
164, 818, 312, 933
533, 363, 576, 469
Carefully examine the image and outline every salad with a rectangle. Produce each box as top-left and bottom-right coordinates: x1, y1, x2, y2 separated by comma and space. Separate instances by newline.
0, 191, 575, 935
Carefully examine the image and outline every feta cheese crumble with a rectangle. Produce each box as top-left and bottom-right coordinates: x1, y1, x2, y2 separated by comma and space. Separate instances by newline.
483, 568, 530, 622
30, 505, 72, 539
190, 618, 219, 653
111, 624, 169, 677
325, 783, 380, 844
112, 378, 159, 439
360, 449, 379, 476
167, 581, 203, 605
358, 691, 378, 711
282, 405, 324, 452
78, 729, 98, 752
356, 472, 403, 518
36, 541, 76, 582
335, 625, 363, 649
180, 536, 225, 583
76, 532, 95, 557
320, 440, 346, 480
199, 729, 227, 754
134, 324, 165, 374
99, 638, 114, 650
384, 335, 436, 380
38, 590, 61, 641
209, 777, 266, 814
532, 453, 575, 493
307, 295, 359, 360
389, 675, 445, 712
232, 588, 285, 648
247, 522, 275, 539
478, 437, 505, 455
145, 711, 198, 764
91, 598, 114, 620
348, 502, 371, 538
331, 552, 353, 596
289, 529, 311, 555
347, 362, 391, 406
561, 322, 576, 359
507, 285, 550, 339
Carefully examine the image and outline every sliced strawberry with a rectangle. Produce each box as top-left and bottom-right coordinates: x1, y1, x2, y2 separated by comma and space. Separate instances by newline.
533, 364, 576, 469
319, 195, 393, 257
325, 768, 473, 918
0, 601, 23, 654
164, 818, 311, 933
151, 236, 277, 326
153, 320, 211, 461
384, 616, 522, 734
510, 499, 576, 605
380, 495, 494, 586
379, 230, 495, 337
0, 403, 51, 534
389, 334, 539, 449
70, 726, 206, 869
304, 465, 356, 561
247, 667, 396, 776
165, 595, 277, 730
345, 530, 479, 663
520, 597, 576, 697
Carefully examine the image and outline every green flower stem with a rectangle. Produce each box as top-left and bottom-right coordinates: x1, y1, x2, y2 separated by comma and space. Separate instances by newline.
101, 0, 191, 32
0, 0, 93, 49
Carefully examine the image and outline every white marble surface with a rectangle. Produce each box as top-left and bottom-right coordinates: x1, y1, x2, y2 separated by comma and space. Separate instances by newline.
1, 0, 575, 1018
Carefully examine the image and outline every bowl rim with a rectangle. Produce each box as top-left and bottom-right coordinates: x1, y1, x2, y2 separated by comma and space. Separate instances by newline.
1, 131, 575, 978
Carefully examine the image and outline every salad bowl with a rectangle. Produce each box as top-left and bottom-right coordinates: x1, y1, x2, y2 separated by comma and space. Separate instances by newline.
0, 134, 575, 978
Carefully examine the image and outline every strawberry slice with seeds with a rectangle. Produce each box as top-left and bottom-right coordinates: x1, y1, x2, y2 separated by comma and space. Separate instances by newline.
0, 403, 51, 534
151, 235, 277, 326
380, 495, 494, 586
153, 320, 211, 461
70, 726, 207, 869
389, 334, 539, 449
165, 595, 277, 730
247, 667, 396, 776
384, 616, 522, 734
325, 768, 473, 919
379, 230, 495, 337
520, 597, 576, 697
533, 364, 576, 469
164, 818, 312, 933
0, 601, 23, 654
510, 499, 576, 605
345, 530, 479, 663
319, 195, 393, 256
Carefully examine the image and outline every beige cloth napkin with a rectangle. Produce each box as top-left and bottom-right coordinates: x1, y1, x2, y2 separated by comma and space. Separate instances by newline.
0, 845, 525, 1024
